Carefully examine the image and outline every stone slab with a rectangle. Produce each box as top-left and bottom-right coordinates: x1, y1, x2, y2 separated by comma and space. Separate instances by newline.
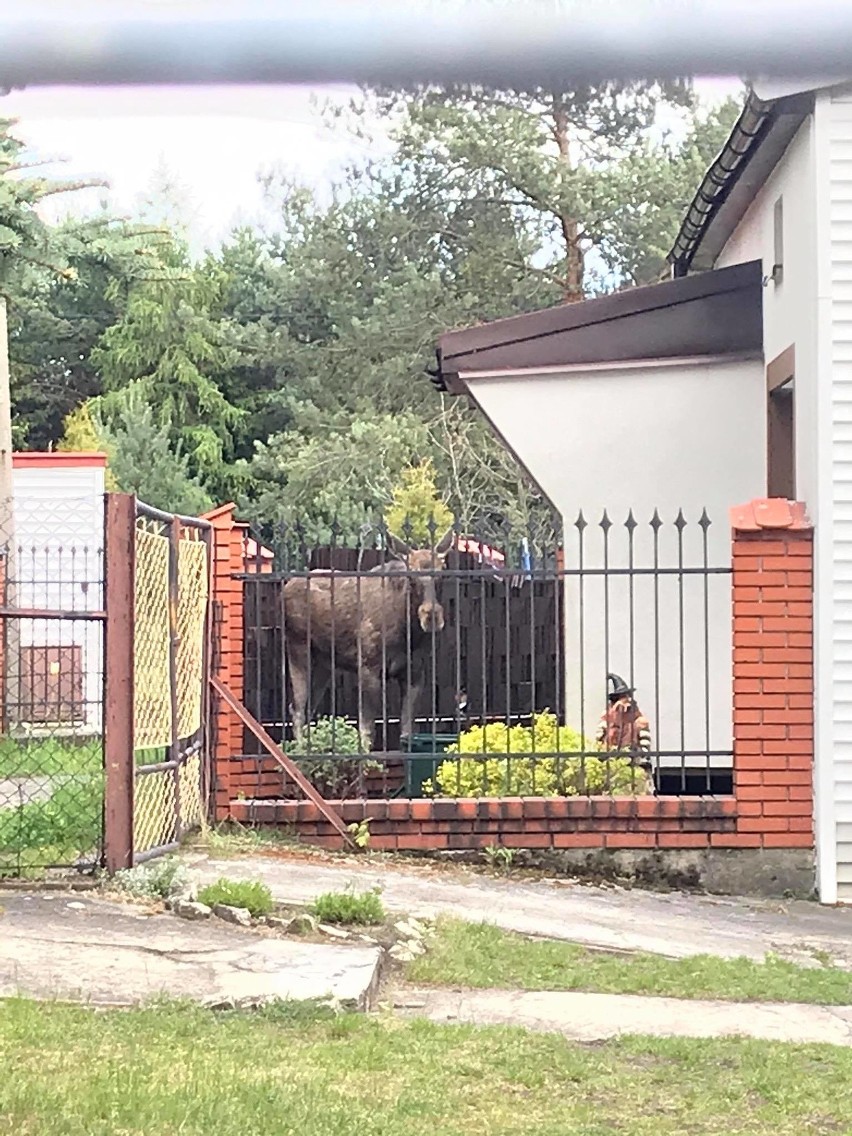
0, 891, 382, 1010
396, 986, 852, 1046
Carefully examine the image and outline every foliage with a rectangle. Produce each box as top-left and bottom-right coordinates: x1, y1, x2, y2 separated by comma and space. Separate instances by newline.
0, 775, 103, 871
197, 877, 274, 918
288, 717, 379, 799
482, 844, 516, 873
311, 886, 385, 925
0, 117, 101, 288
408, 918, 852, 1006
251, 409, 431, 547
347, 819, 372, 850
425, 712, 639, 797
114, 858, 189, 900
90, 237, 243, 489
94, 386, 213, 515
375, 82, 740, 294
5, 88, 743, 546
0, 737, 101, 778
385, 459, 454, 547
5, 999, 852, 1136
57, 403, 120, 490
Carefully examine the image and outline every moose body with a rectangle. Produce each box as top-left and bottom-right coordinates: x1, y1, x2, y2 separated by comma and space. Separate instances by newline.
282, 533, 453, 752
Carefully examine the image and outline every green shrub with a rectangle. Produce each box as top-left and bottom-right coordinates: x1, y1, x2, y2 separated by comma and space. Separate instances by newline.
0, 773, 103, 861
425, 711, 640, 797
288, 717, 380, 797
115, 858, 188, 899
311, 887, 385, 925
197, 877, 274, 917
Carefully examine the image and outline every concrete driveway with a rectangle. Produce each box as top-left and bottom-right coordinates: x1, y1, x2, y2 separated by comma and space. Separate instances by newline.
184, 849, 852, 967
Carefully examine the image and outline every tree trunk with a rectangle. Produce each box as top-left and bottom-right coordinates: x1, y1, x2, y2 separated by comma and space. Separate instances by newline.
552, 102, 584, 303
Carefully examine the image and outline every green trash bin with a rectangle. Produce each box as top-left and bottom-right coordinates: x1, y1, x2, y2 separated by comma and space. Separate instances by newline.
401, 732, 458, 797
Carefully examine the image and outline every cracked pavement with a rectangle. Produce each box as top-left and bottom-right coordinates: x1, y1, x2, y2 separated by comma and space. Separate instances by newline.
0, 891, 381, 1008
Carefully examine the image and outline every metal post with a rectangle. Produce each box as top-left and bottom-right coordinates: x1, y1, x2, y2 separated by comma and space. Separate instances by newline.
167, 516, 182, 839
103, 493, 135, 873
0, 296, 17, 733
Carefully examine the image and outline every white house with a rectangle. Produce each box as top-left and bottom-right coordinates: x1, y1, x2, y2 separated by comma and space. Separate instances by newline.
435, 79, 852, 902
7, 452, 106, 734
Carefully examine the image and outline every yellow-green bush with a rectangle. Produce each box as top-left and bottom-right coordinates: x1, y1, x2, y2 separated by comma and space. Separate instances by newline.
424, 712, 641, 797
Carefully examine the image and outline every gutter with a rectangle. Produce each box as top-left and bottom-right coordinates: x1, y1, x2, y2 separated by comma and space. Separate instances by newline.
668, 88, 775, 278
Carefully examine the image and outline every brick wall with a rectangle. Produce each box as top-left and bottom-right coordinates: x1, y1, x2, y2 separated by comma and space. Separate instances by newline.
729, 498, 814, 851
230, 796, 737, 851
203, 504, 249, 818
212, 498, 816, 859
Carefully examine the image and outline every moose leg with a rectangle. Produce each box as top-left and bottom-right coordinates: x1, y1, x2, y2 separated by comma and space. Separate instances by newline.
357, 672, 381, 753
287, 644, 309, 743
400, 668, 424, 742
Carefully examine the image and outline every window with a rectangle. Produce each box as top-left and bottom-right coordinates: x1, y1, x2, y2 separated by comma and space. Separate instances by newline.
772, 196, 784, 286
767, 345, 795, 499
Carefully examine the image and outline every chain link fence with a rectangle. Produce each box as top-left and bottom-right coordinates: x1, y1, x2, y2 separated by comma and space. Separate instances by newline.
132, 503, 211, 860
0, 490, 105, 877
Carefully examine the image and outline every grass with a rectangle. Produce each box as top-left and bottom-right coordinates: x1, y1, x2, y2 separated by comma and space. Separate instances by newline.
0, 736, 103, 873
406, 918, 852, 1006
197, 877, 274, 918
199, 822, 301, 857
0, 736, 101, 778
312, 887, 385, 925
2, 998, 852, 1135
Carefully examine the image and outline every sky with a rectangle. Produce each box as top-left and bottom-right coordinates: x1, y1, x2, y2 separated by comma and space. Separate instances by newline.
0, 84, 377, 252
0, 77, 742, 254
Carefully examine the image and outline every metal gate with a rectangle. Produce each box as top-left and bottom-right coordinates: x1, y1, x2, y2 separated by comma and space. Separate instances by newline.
130, 501, 213, 862
0, 489, 107, 877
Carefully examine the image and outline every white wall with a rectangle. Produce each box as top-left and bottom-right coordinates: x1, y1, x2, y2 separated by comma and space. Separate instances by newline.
10, 463, 105, 733
467, 356, 765, 768
716, 119, 819, 515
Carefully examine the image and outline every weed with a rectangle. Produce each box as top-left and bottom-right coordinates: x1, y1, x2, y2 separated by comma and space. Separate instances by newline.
311, 886, 385, 925
483, 844, 516, 873
347, 818, 372, 849
197, 877, 274, 918
114, 858, 188, 900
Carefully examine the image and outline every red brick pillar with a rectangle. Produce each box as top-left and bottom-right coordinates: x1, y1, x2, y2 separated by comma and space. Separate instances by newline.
730, 499, 814, 851
202, 503, 246, 820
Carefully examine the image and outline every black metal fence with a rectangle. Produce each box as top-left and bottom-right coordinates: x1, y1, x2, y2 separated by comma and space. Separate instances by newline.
0, 492, 106, 877
238, 510, 734, 801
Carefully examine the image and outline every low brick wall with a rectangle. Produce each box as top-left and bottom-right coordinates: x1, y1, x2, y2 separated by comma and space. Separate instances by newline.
230, 795, 738, 851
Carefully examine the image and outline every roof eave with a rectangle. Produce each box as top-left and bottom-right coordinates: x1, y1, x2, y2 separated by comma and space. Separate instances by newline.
668, 88, 817, 277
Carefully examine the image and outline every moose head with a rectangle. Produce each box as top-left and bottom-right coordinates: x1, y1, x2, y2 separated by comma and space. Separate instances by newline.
384, 527, 455, 634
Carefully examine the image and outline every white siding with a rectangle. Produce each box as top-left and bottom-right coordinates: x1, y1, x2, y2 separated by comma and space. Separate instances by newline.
716, 120, 819, 516
715, 116, 834, 898
827, 91, 852, 900
467, 356, 765, 769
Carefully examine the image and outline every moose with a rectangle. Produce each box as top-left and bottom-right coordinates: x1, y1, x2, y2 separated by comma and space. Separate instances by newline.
282, 529, 454, 752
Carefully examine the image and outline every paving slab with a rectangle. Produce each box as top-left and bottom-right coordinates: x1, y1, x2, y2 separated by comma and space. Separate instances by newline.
0, 891, 382, 1009
183, 851, 852, 967
394, 986, 852, 1046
